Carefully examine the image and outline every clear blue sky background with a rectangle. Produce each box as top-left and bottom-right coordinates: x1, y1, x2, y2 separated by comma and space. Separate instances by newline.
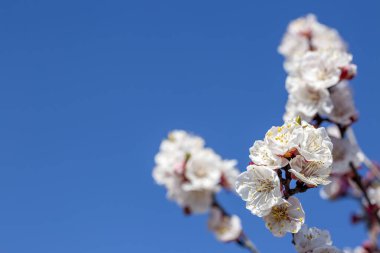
0, 1, 379, 252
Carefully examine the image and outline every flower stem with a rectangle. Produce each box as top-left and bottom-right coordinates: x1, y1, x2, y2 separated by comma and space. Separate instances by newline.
278, 165, 309, 199
239, 232, 260, 253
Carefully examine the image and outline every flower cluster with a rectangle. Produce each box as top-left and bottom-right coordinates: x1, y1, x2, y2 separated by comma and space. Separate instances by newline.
279, 14, 346, 68
294, 224, 342, 253
153, 130, 239, 214
235, 117, 333, 237
279, 14, 358, 125
153, 130, 259, 251
154, 14, 380, 253
280, 14, 380, 251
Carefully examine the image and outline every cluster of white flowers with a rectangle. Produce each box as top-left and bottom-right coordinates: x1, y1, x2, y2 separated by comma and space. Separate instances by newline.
294, 224, 342, 253
280, 16, 380, 251
154, 14, 378, 252
280, 14, 358, 125
279, 14, 346, 67
153, 130, 239, 213
235, 117, 333, 237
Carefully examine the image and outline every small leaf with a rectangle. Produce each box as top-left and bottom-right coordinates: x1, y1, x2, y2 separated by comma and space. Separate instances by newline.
295, 116, 302, 125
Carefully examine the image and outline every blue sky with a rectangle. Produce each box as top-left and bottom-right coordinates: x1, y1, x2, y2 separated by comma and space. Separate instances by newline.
0, 1, 380, 252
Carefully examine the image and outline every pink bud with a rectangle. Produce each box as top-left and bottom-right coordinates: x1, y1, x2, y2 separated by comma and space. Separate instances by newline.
340, 66, 356, 80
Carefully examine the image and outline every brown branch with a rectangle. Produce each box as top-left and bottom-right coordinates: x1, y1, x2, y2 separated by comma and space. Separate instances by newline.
279, 165, 310, 199
350, 163, 380, 226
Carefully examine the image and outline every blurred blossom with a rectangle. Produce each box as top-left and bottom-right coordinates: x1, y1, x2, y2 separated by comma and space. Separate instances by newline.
328, 82, 358, 126
286, 50, 356, 89
343, 246, 368, 253
153, 130, 239, 213
284, 77, 333, 123
208, 207, 242, 242
320, 176, 349, 200
294, 224, 342, 253
368, 185, 380, 215
279, 14, 346, 72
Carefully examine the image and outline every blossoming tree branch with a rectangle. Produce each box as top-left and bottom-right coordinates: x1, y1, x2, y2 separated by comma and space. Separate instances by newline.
152, 14, 380, 253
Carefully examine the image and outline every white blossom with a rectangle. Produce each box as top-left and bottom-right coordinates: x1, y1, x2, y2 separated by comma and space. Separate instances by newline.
153, 130, 205, 188
263, 196, 305, 237
265, 118, 332, 163
249, 140, 288, 169
220, 159, 239, 190
264, 118, 304, 157
330, 137, 360, 174
289, 155, 331, 186
161, 130, 205, 154
235, 165, 283, 217
278, 14, 345, 58
153, 130, 240, 214
208, 207, 242, 242
283, 96, 314, 123
168, 184, 214, 213
294, 224, 333, 253
343, 246, 368, 253
284, 76, 357, 125
288, 50, 356, 90
153, 149, 189, 196
183, 149, 223, 191
320, 176, 347, 200
284, 78, 333, 121
279, 14, 346, 72
327, 125, 361, 174
298, 125, 333, 164
328, 81, 358, 126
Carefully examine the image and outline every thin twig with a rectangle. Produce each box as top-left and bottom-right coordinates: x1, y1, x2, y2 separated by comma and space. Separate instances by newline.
239, 232, 260, 253
350, 163, 380, 226
280, 165, 309, 199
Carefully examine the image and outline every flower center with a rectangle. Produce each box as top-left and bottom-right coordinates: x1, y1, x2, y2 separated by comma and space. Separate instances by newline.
302, 160, 324, 176
194, 166, 207, 178
255, 179, 275, 193
271, 205, 288, 222
305, 233, 314, 240
306, 87, 321, 102
306, 134, 322, 152
215, 217, 231, 235
274, 133, 290, 144
168, 133, 176, 142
